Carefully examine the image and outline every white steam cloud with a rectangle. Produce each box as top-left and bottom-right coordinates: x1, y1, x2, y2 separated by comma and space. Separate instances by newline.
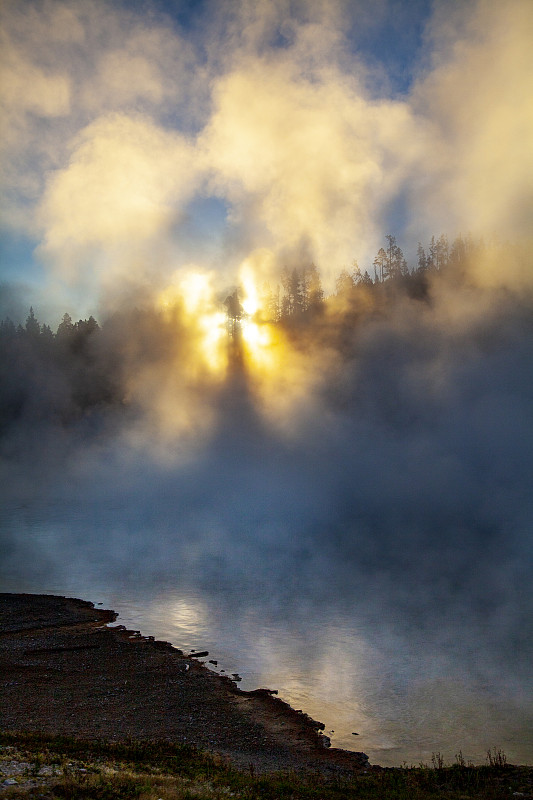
1, 0, 532, 306
1, 0, 532, 768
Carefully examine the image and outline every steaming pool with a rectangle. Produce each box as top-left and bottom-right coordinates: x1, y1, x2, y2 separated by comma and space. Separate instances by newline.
2, 493, 532, 768
2, 0, 533, 771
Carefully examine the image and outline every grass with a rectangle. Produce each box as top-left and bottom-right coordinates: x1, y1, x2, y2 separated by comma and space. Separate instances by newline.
0, 732, 531, 799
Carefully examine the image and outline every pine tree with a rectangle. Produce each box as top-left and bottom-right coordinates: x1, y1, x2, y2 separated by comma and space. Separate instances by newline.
306, 264, 324, 309
56, 312, 74, 338
385, 234, 408, 279
373, 248, 387, 283
281, 268, 303, 317
336, 269, 355, 294
25, 307, 40, 337
417, 242, 427, 272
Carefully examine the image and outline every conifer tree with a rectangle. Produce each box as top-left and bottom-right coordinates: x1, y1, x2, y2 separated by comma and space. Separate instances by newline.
25, 307, 40, 337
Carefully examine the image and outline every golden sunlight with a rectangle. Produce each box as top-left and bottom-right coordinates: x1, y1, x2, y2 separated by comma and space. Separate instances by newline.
157, 270, 228, 376
156, 264, 286, 380
154, 264, 324, 436
237, 262, 278, 372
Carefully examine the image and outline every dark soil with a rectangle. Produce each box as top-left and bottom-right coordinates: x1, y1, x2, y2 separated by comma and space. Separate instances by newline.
0, 593, 369, 774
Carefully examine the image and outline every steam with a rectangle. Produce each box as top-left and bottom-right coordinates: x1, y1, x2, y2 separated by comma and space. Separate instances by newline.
410, 0, 533, 252
1, 0, 532, 765
2, 0, 532, 306
37, 114, 200, 294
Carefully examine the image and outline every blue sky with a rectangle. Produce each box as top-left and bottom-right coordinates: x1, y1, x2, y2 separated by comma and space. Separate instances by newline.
1, 0, 532, 323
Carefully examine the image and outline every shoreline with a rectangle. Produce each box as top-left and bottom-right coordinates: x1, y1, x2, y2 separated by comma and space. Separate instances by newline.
0, 592, 370, 774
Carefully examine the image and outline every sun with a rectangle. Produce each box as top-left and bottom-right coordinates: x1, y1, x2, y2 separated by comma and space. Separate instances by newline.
157, 270, 228, 376
155, 263, 285, 382
237, 263, 278, 371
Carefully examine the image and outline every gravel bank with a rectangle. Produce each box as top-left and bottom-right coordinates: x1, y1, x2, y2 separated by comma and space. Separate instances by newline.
0, 593, 370, 774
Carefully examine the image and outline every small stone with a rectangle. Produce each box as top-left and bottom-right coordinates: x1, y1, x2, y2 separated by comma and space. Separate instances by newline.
3, 778, 18, 786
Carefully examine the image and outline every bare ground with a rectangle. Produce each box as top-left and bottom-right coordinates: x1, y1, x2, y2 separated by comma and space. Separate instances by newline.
0, 593, 370, 775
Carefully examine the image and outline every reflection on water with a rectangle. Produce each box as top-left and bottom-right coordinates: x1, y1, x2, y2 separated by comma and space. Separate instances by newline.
1, 496, 532, 766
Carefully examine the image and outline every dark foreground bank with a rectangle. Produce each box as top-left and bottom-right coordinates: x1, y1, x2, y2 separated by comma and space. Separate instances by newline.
0, 593, 368, 774
1, 594, 532, 798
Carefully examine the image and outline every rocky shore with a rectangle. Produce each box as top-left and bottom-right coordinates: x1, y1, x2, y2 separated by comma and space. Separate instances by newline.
0, 593, 369, 774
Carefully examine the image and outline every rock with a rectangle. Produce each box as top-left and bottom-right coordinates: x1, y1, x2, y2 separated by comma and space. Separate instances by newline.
3, 779, 18, 786
188, 651, 209, 658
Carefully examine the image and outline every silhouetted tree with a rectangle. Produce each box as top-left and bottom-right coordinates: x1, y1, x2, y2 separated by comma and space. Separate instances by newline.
336, 269, 355, 295
303, 264, 324, 310
40, 323, 54, 342
0, 318, 17, 340
266, 283, 281, 321
373, 248, 388, 283
224, 289, 244, 337
373, 236, 408, 282
385, 234, 408, 279
281, 268, 303, 317
449, 234, 474, 276
417, 242, 428, 272
56, 312, 74, 339
427, 234, 448, 271
353, 261, 373, 286
25, 307, 40, 338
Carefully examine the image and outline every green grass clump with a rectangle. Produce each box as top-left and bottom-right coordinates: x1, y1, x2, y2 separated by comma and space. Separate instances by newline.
1, 731, 531, 799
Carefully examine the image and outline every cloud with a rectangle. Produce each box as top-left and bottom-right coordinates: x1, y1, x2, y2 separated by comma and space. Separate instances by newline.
0, 4, 73, 227
0, 0, 200, 236
2, 0, 533, 308
201, 56, 423, 283
36, 113, 202, 295
1, 0, 426, 298
0, 40, 71, 119
410, 0, 533, 250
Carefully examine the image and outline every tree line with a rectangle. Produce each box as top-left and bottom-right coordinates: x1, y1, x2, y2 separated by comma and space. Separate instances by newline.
0, 231, 489, 433
0, 309, 121, 433
243, 232, 476, 324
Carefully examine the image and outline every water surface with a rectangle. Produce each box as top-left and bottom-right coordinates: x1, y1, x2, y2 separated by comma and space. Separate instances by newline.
2, 292, 532, 766
2, 489, 531, 767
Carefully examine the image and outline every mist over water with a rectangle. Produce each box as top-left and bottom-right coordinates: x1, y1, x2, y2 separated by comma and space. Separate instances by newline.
2, 273, 532, 765
1, 0, 533, 768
